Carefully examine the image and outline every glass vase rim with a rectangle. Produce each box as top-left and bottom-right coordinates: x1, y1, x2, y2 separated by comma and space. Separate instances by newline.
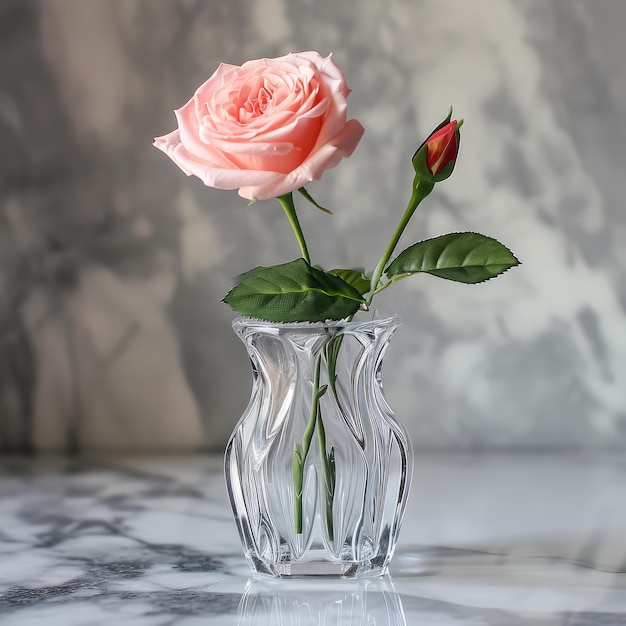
232, 314, 401, 333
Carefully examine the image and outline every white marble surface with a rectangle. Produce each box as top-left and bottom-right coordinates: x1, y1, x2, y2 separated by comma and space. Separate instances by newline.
2, 454, 626, 625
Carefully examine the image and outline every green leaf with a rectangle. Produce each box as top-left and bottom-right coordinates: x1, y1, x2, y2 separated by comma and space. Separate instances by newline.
298, 187, 333, 214
329, 268, 371, 296
385, 232, 520, 284
317, 384, 328, 399
224, 258, 365, 322
293, 444, 303, 483
325, 334, 344, 403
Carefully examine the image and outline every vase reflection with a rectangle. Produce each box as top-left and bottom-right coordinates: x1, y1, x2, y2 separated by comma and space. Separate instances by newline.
237, 575, 406, 625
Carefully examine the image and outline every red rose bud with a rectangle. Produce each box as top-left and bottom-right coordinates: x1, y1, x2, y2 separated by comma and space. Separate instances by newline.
412, 109, 462, 183
425, 120, 458, 175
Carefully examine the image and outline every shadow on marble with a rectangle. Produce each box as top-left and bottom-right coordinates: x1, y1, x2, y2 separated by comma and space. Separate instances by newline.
393, 542, 626, 579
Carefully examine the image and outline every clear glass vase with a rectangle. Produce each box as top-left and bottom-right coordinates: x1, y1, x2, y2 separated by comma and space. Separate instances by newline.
225, 316, 413, 578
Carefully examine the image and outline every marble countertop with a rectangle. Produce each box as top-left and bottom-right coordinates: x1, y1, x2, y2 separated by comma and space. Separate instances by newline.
2, 454, 626, 625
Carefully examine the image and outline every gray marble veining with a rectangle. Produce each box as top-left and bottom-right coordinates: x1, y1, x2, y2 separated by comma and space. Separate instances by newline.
2, 454, 626, 624
2, 0, 626, 452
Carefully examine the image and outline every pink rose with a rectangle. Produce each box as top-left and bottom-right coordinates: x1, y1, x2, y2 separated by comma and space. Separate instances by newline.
154, 51, 364, 201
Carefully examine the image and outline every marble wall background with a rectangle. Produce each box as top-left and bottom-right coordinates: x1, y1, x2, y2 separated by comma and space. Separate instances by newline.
2, 0, 626, 452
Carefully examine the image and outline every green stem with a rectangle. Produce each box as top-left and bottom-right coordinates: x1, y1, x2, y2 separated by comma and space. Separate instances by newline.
277, 192, 311, 264
316, 407, 334, 541
366, 179, 434, 306
294, 353, 324, 534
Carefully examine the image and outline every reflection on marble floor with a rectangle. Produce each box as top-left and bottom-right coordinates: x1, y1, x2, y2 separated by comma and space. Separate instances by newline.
2, 455, 626, 625
238, 576, 406, 625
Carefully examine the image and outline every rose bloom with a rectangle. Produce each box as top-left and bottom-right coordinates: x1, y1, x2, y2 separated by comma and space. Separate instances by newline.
154, 51, 364, 201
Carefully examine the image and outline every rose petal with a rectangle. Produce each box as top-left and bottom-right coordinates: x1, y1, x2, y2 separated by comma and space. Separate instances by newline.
237, 118, 365, 200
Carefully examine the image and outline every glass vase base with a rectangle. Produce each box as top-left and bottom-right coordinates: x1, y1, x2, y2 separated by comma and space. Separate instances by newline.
251, 557, 388, 579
